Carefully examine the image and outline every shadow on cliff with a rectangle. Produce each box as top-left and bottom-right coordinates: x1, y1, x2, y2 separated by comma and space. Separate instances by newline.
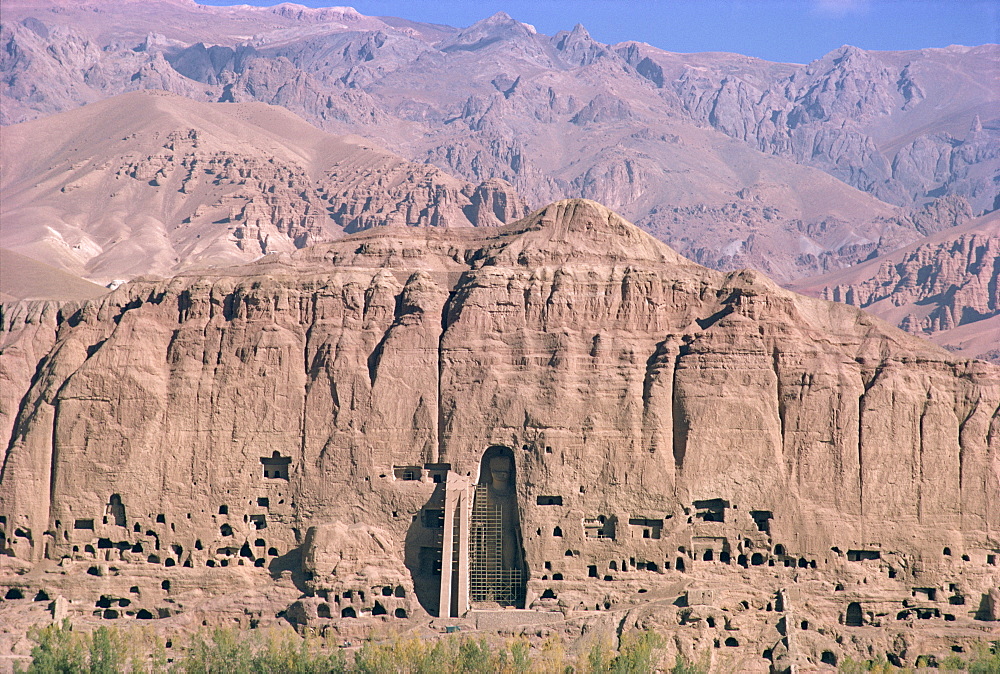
267, 545, 310, 596
403, 482, 446, 617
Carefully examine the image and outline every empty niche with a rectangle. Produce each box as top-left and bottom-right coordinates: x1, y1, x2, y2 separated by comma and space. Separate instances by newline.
393, 466, 421, 481
341, 606, 356, 618
583, 515, 616, 540
845, 602, 863, 627
693, 499, 728, 522
847, 549, 881, 561
628, 518, 663, 539
74, 519, 94, 530
536, 496, 563, 506
257, 497, 269, 508
394, 608, 407, 618
553, 526, 563, 537
317, 604, 331, 618
424, 463, 450, 483
250, 515, 266, 530
750, 510, 772, 532
260, 451, 291, 479
107, 495, 127, 527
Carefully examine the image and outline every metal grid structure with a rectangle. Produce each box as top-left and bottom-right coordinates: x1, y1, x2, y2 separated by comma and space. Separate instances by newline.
469, 485, 524, 606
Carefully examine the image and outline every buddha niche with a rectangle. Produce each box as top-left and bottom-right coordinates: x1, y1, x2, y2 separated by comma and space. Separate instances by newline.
470, 446, 525, 606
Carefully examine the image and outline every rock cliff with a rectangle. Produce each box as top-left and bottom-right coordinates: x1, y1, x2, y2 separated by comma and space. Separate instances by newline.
2, 200, 998, 670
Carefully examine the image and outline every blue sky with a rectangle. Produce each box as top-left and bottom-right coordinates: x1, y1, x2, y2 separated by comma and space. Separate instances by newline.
196, 0, 998, 64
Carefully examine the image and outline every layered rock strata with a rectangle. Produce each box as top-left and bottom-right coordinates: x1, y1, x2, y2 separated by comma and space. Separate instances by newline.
1, 200, 998, 670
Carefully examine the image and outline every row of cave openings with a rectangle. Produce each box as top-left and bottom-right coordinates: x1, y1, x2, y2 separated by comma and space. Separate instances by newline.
315, 586, 409, 620
58, 492, 290, 569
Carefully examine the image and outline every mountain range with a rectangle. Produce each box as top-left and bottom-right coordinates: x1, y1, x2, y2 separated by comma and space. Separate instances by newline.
1, 0, 997, 360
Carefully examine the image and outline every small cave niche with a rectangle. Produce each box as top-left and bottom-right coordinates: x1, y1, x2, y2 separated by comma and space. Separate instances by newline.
750, 510, 772, 532
845, 602, 864, 627
693, 498, 728, 522
536, 496, 563, 506
821, 651, 837, 666
260, 451, 291, 480
394, 608, 407, 618
107, 495, 127, 527
341, 606, 356, 618
74, 519, 94, 530
847, 549, 880, 562
583, 515, 616, 540
393, 465, 420, 481
628, 518, 663, 539
317, 603, 331, 618
372, 601, 387, 616
5, 588, 25, 600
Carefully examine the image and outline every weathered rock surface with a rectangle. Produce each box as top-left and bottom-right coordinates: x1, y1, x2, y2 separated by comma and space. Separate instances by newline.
0, 2, 1000, 213
0, 91, 528, 285
793, 211, 1000, 363
1, 200, 998, 670
3, 2, 997, 282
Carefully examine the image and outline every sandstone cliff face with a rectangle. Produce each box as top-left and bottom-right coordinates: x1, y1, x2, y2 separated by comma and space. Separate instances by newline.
2, 200, 998, 669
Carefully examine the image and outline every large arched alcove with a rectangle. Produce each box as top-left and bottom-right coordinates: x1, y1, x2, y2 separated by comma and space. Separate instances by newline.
469, 445, 526, 608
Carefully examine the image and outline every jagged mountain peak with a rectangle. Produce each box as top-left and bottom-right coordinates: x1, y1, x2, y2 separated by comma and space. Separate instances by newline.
438, 11, 537, 52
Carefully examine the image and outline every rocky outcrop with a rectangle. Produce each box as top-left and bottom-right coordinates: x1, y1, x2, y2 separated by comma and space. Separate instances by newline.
2, 200, 998, 669
1, 92, 528, 284
4, 3, 997, 234
793, 211, 1000, 363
